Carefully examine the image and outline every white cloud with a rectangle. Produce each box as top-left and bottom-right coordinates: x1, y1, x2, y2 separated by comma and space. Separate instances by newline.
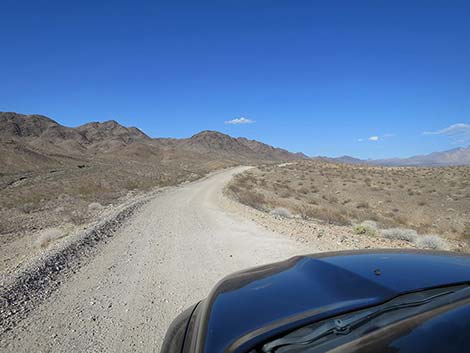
358, 133, 394, 142
424, 123, 470, 135
224, 117, 255, 125
424, 123, 470, 144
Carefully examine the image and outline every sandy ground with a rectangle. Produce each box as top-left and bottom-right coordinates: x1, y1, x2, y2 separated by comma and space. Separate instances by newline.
0, 167, 311, 352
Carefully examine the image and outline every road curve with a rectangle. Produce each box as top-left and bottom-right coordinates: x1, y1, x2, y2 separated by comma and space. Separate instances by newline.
1, 167, 311, 353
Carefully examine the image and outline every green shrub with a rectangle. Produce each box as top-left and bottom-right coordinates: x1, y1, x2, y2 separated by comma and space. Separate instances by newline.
353, 222, 378, 236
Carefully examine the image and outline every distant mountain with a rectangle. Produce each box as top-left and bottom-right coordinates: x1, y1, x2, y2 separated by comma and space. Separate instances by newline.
0, 112, 305, 173
320, 148, 470, 167
372, 147, 470, 167
180, 131, 306, 162
315, 155, 368, 165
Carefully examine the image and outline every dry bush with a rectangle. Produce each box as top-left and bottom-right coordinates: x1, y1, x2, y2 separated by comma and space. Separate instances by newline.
270, 207, 293, 219
463, 222, 470, 239
353, 225, 377, 236
381, 228, 418, 242
361, 220, 378, 230
18, 192, 44, 214
393, 214, 410, 225
415, 235, 449, 250
35, 227, 68, 248
227, 183, 241, 195
67, 208, 89, 225
88, 202, 103, 211
237, 190, 266, 210
279, 190, 293, 198
297, 205, 349, 226
356, 201, 370, 209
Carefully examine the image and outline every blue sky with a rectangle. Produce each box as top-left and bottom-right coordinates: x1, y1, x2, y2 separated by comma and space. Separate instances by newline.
1, 0, 469, 159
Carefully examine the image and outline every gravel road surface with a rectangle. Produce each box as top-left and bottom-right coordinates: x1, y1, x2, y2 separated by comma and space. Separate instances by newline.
1, 167, 310, 352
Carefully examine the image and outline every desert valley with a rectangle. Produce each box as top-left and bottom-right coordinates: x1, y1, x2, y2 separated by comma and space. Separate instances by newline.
1, 111, 469, 352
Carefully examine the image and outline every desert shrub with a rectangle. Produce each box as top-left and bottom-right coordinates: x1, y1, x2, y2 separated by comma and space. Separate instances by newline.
463, 222, 470, 239
297, 206, 349, 226
88, 202, 103, 211
237, 190, 266, 210
356, 201, 370, 209
393, 214, 409, 225
35, 227, 67, 248
280, 190, 292, 198
308, 198, 319, 205
227, 183, 241, 194
67, 209, 88, 225
415, 235, 449, 251
381, 228, 418, 242
20, 202, 39, 214
328, 195, 339, 204
236, 173, 257, 185
353, 221, 378, 236
361, 220, 378, 230
270, 207, 293, 219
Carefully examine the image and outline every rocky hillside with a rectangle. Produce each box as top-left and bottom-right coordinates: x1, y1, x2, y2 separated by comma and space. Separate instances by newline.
0, 112, 305, 174
0, 112, 306, 238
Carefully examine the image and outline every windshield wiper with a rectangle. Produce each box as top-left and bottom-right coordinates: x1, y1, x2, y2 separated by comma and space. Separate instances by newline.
262, 286, 468, 352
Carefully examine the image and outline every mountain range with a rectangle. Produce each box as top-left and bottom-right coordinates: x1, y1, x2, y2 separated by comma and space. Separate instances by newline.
0, 112, 306, 174
320, 147, 470, 167
2, 112, 469, 173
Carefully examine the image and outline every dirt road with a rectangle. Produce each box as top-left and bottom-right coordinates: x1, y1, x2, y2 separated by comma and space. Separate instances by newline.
1, 167, 310, 352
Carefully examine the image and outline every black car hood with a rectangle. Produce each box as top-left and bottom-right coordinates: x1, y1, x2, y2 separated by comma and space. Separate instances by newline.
194, 250, 470, 353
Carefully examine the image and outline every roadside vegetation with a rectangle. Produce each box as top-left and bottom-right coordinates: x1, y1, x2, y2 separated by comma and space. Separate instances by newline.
0, 161, 223, 236
227, 160, 470, 251
0, 159, 230, 271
